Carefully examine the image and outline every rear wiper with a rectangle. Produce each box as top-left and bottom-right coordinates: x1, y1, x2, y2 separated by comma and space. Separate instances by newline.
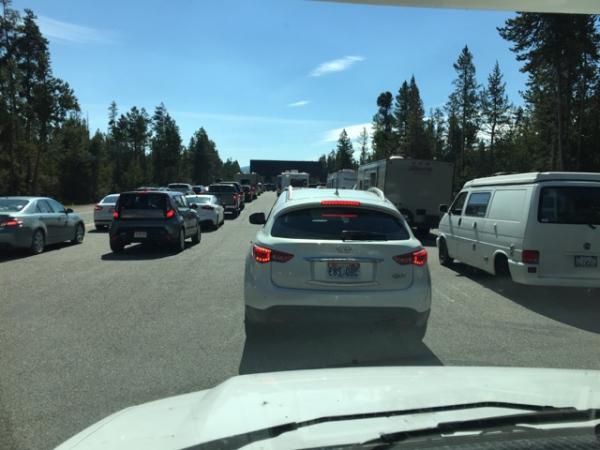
341, 230, 387, 241
179, 402, 583, 450
360, 407, 600, 449
587, 223, 597, 230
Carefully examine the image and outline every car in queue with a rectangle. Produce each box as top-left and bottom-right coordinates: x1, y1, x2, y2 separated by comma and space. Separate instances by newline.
0, 197, 85, 254
167, 183, 195, 195
241, 184, 256, 202
437, 172, 600, 287
185, 195, 225, 229
207, 183, 243, 217
192, 185, 207, 194
109, 190, 201, 253
245, 186, 431, 339
93, 194, 119, 230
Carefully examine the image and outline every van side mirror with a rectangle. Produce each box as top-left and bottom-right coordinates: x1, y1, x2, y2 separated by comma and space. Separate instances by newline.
439, 204, 449, 214
249, 212, 266, 225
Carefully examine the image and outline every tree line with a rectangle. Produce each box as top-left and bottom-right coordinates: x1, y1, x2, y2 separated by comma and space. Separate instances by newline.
0, 2, 240, 203
320, 12, 600, 190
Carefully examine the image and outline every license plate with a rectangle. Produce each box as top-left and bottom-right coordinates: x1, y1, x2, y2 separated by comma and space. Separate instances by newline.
134, 231, 147, 238
575, 255, 598, 268
327, 261, 360, 279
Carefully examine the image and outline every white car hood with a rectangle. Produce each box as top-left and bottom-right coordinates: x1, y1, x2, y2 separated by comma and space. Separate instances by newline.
55, 366, 600, 450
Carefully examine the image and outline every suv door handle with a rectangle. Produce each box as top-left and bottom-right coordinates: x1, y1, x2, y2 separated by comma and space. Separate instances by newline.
472, 222, 477, 229
458, 218, 462, 226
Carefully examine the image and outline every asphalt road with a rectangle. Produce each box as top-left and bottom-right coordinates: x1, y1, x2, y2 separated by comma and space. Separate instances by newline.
1, 192, 599, 450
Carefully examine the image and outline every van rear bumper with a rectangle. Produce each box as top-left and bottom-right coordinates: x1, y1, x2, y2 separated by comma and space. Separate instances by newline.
509, 261, 600, 288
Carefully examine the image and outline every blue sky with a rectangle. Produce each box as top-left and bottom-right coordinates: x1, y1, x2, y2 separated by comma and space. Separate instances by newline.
15, 0, 527, 166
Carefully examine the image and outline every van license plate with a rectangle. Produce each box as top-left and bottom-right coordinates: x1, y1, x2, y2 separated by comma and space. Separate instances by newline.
327, 261, 360, 279
575, 256, 597, 268
134, 231, 147, 238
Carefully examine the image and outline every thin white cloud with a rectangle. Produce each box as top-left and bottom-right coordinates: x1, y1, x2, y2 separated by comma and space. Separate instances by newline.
309, 55, 364, 77
321, 122, 373, 144
37, 16, 117, 44
172, 110, 334, 126
287, 100, 310, 108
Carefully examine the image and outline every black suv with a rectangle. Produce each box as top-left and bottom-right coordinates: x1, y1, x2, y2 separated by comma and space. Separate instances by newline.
109, 191, 201, 253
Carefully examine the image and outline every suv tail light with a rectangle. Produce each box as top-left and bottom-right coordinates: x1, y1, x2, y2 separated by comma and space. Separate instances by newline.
112, 211, 119, 219
393, 248, 428, 266
165, 209, 176, 219
252, 244, 294, 264
0, 218, 23, 228
94, 204, 103, 211
522, 250, 539, 264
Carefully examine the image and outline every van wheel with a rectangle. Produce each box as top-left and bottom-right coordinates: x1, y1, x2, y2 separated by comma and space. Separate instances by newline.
438, 239, 454, 267
494, 254, 512, 279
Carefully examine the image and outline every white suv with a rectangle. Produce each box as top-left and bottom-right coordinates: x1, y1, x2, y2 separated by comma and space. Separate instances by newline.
245, 187, 432, 339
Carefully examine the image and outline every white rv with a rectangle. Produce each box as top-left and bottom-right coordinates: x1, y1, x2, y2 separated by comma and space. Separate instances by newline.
327, 169, 357, 189
357, 157, 454, 232
437, 172, 600, 287
277, 171, 309, 195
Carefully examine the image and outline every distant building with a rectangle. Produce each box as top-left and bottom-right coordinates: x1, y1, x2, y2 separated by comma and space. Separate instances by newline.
250, 160, 326, 182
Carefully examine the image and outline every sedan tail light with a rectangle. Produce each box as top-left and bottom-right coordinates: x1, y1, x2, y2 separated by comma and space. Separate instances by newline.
201, 205, 214, 210
393, 248, 428, 266
165, 209, 176, 219
252, 244, 294, 264
522, 250, 539, 264
0, 218, 23, 228
94, 204, 103, 211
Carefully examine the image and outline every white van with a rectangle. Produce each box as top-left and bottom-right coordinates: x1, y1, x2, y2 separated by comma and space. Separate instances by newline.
437, 172, 600, 287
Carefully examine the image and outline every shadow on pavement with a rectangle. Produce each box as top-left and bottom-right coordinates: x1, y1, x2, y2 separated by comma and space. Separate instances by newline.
100, 242, 194, 261
0, 242, 73, 263
448, 262, 600, 334
239, 324, 442, 375
414, 230, 437, 248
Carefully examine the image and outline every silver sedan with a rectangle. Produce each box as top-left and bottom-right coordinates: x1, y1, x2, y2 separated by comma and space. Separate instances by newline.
93, 194, 120, 230
0, 197, 85, 254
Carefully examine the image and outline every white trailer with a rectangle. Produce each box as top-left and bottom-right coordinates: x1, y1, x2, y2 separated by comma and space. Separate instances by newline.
277, 170, 309, 195
327, 169, 357, 190
357, 156, 454, 231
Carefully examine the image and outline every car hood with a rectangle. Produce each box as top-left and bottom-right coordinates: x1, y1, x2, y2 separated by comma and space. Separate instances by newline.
55, 366, 600, 450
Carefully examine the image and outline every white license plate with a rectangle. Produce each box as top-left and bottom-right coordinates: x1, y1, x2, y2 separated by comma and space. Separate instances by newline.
575, 256, 597, 268
134, 231, 147, 238
327, 261, 361, 279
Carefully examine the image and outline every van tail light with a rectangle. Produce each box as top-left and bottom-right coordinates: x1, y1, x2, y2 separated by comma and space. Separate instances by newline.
112, 211, 119, 219
94, 204, 103, 211
393, 248, 428, 266
202, 205, 214, 210
165, 209, 176, 219
252, 244, 294, 264
523, 250, 539, 264
0, 218, 23, 228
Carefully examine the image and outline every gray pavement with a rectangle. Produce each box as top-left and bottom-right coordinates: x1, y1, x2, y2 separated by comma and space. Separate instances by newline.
1, 192, 599, 450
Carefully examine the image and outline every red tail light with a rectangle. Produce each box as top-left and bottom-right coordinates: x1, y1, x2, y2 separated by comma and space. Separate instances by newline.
201, 205, 214, 210
252, 244, 294, 264
522, 250, 539, 264
165, 209, 176, 219
112, 211, 119, 219
320, 200, 361, 207
0, 218, 23, 228
94, 204, 103, 211
393, 248, 428, 266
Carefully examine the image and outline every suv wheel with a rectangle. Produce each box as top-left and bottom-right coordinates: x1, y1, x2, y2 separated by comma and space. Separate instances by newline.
191, 222, 201, 244
174, 228, 185, 253
110, 238, 124, 253
30, 229, 45, 254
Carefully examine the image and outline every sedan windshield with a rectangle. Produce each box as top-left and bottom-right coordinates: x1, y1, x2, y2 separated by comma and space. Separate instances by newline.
0, 199, 30, 212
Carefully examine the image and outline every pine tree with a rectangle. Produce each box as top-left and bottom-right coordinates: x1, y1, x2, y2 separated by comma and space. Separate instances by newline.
405, 76, 431, 159
372, 91, 395, 160
334, 129, 355, 170
358, 127, 370, 165
393, 81, 410, 154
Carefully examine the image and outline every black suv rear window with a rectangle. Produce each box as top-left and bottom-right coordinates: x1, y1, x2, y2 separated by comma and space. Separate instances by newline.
271, 208, 409, 241
119, 193, 168, 211
209, 184, 236, 193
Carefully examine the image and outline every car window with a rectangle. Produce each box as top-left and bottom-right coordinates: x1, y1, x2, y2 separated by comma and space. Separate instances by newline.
209, 184, 236, 193
174, 195, 187, 208
102, 195, 119, 204
0, 199, 30, 212
449, 192, 468, 215
46, 198, 65, 213
271, 207, 410, 240
538, 186, 600, 224
35, 200, 53, 213
118, 193, 168, 211
464, 192, 492, 217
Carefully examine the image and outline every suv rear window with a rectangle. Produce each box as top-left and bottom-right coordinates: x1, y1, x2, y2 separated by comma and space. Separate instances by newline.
118, 193, 168, 211
271, 207, 410, 241
209, 184, 236, 193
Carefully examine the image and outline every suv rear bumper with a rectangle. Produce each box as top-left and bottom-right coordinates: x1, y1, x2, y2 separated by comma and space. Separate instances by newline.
110, 225, 179, 244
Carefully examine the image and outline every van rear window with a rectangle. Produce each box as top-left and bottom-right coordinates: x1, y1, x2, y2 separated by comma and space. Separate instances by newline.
539, 187, 600, 225
271, 208, 409, 241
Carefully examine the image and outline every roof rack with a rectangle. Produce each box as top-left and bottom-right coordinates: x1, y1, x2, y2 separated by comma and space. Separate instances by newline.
367, 187, 385, 200
286, 185, 293, 200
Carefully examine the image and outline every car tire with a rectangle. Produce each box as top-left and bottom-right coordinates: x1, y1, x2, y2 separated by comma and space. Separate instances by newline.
30, 229, 45, 255
95, 225, 105, 231
438, 238, 454, 267
174, 228, 186, 253
72, 223, 85, 244
191, 223, 201, 244
494, 254, 512, 280
110, 239, 124, 253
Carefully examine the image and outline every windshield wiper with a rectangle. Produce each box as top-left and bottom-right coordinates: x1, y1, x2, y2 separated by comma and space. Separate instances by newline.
179, 401, 585, 450
341, 230, 387, 241
359, 407, 600, 449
